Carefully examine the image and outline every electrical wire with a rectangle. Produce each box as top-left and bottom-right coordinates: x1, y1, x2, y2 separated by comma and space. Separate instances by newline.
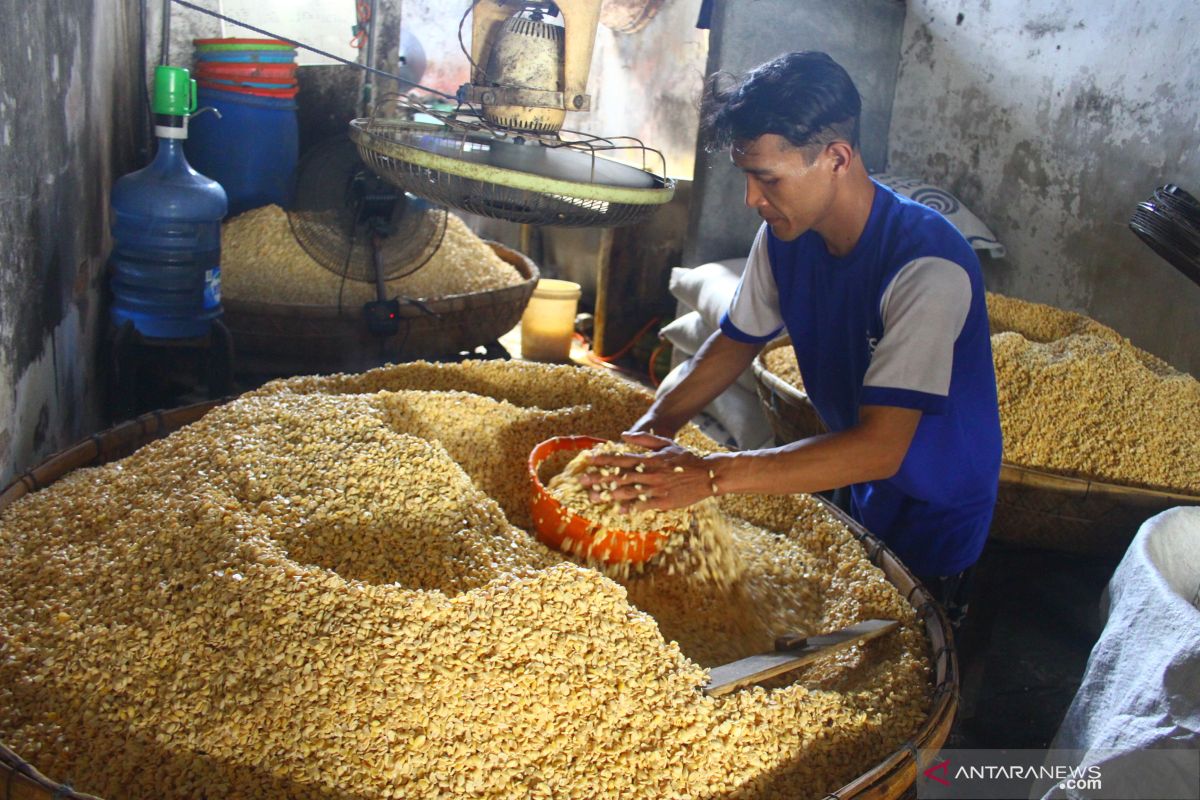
457, 0, 484, 81
139, 0, 154, 156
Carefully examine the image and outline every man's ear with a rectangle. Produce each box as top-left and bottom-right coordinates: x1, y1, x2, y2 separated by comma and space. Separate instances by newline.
826, 141, 855, 174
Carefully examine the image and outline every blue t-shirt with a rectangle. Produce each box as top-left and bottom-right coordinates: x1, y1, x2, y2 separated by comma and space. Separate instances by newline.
720, 181, 1001, 575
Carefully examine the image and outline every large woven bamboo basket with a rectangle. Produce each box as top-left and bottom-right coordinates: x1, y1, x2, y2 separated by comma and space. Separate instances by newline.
752, 337, 1200, 555
222, 241, 538, 375
0, 402, 218, 800
0, 400, 956, 800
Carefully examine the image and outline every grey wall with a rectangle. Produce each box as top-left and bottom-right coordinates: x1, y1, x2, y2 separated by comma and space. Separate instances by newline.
684, 0, 907, 266
0, 0, 144, 487
568, 0, 709, 180
889, 0, 1200, 373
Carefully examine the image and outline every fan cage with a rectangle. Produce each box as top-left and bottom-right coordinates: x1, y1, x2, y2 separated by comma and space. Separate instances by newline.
349, 104, 675, 228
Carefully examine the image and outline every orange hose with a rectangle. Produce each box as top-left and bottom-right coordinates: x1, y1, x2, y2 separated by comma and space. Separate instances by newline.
590, 316, 661, 363
647, 341, 667, 387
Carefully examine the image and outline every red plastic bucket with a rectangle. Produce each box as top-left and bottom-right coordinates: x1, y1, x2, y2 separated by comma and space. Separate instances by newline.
195, 79, 299, 99
194, 62, 297, 81
527, 435, 670, 564
193, 37, 296, 50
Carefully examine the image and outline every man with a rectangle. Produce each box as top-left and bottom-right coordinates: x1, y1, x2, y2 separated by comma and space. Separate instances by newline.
585, 51, 1001, 623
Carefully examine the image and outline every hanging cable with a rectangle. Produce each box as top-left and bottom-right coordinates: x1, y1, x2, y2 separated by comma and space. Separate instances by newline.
160, 0, 171, 66
457, 0, 485, 82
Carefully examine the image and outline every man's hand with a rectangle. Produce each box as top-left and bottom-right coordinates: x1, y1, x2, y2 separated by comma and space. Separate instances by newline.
623, 331, 763, 447
582, 403, 922, 512
580, 432, 725, 512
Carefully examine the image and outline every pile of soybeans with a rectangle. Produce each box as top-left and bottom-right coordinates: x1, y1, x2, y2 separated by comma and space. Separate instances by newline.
0, 361, 931, 799
220, 205, 525, 305
761, 293, 1200, 495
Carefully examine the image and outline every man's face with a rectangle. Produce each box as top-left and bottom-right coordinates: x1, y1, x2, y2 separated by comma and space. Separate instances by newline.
731, 133, 835, 242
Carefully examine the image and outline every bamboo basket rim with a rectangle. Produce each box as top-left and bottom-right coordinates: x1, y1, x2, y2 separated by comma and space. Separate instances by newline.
752, 337, 1200, 504
1, 401, 222, 800
0, 396, 955, 800
0, 745, 104, 800
221, 240, 538, 316
751, 334, 810, 396
821, 497, 959, 799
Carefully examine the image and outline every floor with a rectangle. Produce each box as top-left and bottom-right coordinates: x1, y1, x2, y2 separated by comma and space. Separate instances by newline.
947, 539, 1125, 749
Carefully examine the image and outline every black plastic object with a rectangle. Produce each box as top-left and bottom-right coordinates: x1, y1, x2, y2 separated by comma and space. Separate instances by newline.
1129, 184, 1200, 287
363, 298, 403, 336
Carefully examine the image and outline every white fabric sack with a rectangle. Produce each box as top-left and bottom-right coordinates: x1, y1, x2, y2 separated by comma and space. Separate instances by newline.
668, 258, 747, 330
657, 360, 774, 451
872, 173, 1006, 257
1042, 506, 1200, 799
660, 309, 713, 354
659, 311, 759, 395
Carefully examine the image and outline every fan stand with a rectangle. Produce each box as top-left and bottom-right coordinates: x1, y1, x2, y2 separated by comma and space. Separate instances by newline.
362, 222, 402, 337
287, 135, 448, 338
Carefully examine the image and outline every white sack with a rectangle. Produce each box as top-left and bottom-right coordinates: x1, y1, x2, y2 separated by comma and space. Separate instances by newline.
1042, 506, 1200, 799
660, 312, 759, 395
658, 360, 774, 451
668, 258, 747, 330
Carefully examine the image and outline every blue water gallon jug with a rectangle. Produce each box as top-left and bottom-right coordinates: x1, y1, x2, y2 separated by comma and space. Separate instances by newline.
109, 67, 228, 339
187, 85, 298, 216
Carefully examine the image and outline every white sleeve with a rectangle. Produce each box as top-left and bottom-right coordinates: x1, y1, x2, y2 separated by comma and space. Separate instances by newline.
862, 257, 971, 397
720, 224, 785, 342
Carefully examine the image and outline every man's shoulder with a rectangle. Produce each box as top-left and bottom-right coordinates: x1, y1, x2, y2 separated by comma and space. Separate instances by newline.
873, 185, 978, 267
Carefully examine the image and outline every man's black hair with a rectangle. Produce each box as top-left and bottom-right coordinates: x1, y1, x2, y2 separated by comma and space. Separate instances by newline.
702, 51, 862, 155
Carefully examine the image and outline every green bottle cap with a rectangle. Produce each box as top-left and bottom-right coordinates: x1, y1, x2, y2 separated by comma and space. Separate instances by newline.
153, 66, 197, 116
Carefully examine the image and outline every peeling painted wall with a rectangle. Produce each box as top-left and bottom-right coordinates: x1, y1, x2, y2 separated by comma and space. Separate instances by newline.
144, 0, 221, 76
0, 0, 144, 486
890, 0, 1200, 373
568, 0, 708, 179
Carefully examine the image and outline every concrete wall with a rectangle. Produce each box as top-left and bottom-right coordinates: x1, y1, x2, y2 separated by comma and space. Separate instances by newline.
569, 0, 708, 179
889, 0, 1200, 373
0, 0, 144, 487
684, 0, 907, 266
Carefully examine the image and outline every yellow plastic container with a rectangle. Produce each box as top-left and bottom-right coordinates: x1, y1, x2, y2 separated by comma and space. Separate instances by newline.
520, 279, 581, 362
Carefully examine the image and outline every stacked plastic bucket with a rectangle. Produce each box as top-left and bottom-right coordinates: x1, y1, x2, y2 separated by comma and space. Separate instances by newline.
186, 38, 299, 216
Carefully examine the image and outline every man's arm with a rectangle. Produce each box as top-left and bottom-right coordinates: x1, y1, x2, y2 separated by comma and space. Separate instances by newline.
713, 404, 921, 494
628, 330, 765, 439
588, 404, 921, 511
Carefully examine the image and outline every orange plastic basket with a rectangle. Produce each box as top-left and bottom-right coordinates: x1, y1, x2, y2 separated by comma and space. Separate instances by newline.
528, 436, 670, 564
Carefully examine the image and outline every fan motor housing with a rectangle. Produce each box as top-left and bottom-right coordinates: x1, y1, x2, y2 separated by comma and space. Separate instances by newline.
461, 0, 600, 134
481, 15, 567, 133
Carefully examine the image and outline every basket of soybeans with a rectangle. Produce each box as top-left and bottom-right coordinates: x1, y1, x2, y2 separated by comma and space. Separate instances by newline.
218, 205, 538, 375
752, 335, 829, 444
0, 360, 955, 800
753, 295, 1200, 555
